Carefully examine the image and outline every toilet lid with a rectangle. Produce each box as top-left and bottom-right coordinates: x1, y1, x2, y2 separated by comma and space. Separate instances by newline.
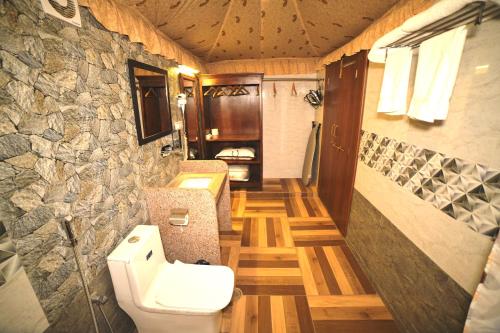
154, 261, 234, 314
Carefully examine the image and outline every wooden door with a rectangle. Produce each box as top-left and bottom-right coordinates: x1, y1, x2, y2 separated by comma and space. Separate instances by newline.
179, 75, 203, 159
318, 51, 368, 236
318, 61, 340, 207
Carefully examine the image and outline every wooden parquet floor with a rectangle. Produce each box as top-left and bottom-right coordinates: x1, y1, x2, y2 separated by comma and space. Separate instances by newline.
220, 178, 399, 333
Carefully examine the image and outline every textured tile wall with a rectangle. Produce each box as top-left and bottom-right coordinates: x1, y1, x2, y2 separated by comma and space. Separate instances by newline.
359, 130, 500, 237
347, 190, 472, 333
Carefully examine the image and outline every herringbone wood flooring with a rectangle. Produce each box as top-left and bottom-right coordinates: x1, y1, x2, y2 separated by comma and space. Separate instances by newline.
220, 179, 398, 333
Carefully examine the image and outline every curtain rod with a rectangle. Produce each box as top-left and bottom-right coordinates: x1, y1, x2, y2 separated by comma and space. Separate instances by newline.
386, 2, 500, 49
262, 78, 324, 82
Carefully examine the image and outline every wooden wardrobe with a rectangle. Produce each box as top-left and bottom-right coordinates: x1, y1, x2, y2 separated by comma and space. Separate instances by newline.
198, 73, 263, 190
318, 51, 368, 236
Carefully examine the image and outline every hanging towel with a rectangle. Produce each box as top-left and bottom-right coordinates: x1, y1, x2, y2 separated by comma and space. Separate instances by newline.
407, 26, 467, 123
377, 47, 413, 115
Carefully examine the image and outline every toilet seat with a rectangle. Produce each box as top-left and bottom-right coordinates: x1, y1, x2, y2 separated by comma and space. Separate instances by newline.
150, 261, 234, 315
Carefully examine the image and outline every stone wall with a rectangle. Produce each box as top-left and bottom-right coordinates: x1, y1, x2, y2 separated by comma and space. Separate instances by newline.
0, 0, 182, 329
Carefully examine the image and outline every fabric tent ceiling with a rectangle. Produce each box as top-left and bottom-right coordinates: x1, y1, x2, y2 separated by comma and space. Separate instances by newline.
116, 0, 398, 62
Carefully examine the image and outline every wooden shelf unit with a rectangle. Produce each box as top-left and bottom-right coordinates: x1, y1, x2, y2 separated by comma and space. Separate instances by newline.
199, 73, 263, 190
205, 134, 260, 142
219, 159, 261, 165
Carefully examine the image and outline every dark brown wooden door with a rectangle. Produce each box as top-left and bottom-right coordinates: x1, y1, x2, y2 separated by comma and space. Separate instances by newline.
318, 51, 368, 236
179, 75, 204, 159
318, 61, 340, 207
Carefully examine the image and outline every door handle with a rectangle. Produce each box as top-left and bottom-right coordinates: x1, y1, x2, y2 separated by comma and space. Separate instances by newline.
331, 142, 344, 151
330, 123, 338, 137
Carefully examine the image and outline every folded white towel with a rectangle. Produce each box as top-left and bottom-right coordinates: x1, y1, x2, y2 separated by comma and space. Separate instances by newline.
215, 147, 255, 160
377, 47, 413, 115
229, 165, 250, 181
407, 26, 467, 123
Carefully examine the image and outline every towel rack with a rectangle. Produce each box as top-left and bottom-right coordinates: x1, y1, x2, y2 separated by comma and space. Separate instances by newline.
386, 1, 500, 49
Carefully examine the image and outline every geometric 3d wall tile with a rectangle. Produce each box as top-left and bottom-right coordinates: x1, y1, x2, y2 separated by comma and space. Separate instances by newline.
359, 130, 500, 237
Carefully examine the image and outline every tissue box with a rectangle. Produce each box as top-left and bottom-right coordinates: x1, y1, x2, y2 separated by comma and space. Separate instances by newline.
169, 208, 189, 226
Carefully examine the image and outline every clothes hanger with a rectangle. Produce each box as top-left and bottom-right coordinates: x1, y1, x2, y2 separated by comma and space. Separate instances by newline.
232, 85, 249, 96
238, 86, 249, 95
144, 88, 157, 98
204, 86, 216, 96
225, 86, 235, 96
213, 86, 226, 97
291, 82, 297, 96
185, 87, 194, 97
230, 85, 240, 96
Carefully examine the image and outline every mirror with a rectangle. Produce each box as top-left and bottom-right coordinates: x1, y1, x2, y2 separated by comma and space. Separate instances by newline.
179, 74, 202, 159
128, 59, 173, 145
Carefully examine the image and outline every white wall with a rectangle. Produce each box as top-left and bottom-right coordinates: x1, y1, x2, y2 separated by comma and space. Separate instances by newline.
262, 74, 319, 178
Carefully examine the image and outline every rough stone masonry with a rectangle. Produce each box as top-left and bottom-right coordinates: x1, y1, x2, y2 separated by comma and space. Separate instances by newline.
0, 0, 182, 325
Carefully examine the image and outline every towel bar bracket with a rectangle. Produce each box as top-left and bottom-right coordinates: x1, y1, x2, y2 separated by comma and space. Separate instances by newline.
475, 2, 486, 25
384, 2, 500, 49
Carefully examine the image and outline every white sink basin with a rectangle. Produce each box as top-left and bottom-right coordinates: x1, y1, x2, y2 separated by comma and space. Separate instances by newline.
178, 178, 212, 189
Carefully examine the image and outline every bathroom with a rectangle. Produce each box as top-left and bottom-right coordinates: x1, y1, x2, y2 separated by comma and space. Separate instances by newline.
0, 0, 499, 332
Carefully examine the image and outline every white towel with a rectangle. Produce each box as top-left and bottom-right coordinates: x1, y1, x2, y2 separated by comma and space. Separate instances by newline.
407, 26, 467, 123
376, 47, 413, 115
368, 0, 480, 64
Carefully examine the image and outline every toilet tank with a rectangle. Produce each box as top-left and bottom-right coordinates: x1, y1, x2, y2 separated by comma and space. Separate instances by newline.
107, 225, 166, 305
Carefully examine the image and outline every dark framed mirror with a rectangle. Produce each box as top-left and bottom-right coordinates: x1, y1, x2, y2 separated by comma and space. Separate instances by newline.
128, 59, 173, 145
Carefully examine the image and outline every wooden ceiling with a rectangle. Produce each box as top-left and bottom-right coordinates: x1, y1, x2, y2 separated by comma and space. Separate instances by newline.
117, 0, 398, 62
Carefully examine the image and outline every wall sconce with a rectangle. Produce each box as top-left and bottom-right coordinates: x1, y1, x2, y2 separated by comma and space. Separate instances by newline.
178, 65, 200, 76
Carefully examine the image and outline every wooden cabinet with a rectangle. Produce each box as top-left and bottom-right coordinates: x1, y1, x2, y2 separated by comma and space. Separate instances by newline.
318, 51, 368, 236
198, 73, 263, 190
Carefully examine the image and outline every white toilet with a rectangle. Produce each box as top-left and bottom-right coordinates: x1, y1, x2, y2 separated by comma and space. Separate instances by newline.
107, 225, 234, 333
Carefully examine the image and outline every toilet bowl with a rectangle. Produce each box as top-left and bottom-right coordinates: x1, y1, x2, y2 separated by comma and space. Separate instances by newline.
107, 225, 234, 333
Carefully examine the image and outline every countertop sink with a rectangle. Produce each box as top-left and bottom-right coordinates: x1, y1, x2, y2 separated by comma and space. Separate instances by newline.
167, 172, 227, 201
178, 177, 212, 189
